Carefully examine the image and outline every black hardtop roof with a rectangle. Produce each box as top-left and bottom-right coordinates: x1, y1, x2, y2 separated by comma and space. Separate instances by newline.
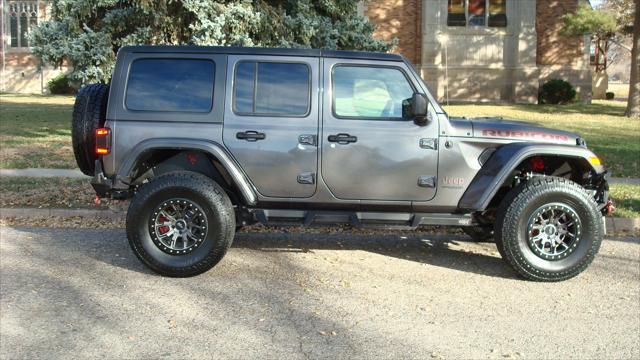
119, 45, 405, 62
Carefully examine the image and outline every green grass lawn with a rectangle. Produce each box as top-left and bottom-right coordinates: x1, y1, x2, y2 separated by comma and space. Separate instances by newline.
609, 184, 640, 218
0, 94, 76, 169
444, 100, 640, 178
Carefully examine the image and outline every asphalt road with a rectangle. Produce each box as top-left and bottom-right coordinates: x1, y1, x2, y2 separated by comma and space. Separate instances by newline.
1, 226, 639, 359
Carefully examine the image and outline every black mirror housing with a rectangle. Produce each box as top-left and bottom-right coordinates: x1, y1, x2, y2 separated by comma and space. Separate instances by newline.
402, 93, 429, 126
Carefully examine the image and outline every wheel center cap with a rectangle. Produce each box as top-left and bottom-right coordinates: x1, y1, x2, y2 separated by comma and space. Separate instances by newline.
544, 224, 557, 236
175, 220, 187, 231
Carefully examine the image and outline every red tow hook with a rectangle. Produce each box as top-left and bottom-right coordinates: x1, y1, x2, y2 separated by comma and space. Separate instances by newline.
603, 200, 615, 216
94, 195, 102, 205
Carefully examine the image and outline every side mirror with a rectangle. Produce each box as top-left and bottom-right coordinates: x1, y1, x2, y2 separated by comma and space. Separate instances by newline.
402, 93, 430, 126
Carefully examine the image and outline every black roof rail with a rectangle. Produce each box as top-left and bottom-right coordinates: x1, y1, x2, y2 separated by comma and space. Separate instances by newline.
118, 45, 404, 62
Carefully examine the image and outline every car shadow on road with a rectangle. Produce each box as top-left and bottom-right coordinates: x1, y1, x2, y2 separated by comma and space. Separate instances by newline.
233, 229, 518, 279
4, 226, 516, 279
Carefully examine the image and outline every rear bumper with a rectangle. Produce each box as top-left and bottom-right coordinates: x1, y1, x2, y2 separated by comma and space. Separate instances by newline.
91, 159, 131, 199
91, 160, 111, 197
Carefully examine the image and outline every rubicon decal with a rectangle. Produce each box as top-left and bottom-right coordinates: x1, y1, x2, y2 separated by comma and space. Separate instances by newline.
481, 129, 569, 141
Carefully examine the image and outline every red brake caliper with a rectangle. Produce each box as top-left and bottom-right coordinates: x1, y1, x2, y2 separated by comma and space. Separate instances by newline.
158, 215, 170, 234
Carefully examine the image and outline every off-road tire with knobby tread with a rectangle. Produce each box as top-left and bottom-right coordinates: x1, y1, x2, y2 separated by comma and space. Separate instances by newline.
495, 176, 603, 282
461, 226, 494, 242
72, 83, 109, 175
126, 171, 235, 277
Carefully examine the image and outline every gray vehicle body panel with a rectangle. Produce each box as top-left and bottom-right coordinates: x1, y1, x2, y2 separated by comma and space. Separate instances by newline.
111, 137, 257, 206
320, 57, 440, 202
458, 142, 604, 211
98, 45, 605, 216
222, 55, 320, 198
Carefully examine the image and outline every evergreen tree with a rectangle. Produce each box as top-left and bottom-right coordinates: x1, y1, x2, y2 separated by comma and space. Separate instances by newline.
30, 0, 392, 84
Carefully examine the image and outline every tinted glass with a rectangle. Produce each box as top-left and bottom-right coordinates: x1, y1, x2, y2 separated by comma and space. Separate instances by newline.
234, 62, 255, 113
126, 59, 214, 112
333, 66, 414, 119
233, 61, 310, 116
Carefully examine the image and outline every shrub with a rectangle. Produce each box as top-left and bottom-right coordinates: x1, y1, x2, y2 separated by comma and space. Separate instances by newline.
539, 79, 577, 105
606, 92, 615, 100
47, 74, 75, 95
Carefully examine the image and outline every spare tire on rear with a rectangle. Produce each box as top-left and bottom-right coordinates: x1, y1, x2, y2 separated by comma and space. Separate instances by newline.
72, 83, 109, 175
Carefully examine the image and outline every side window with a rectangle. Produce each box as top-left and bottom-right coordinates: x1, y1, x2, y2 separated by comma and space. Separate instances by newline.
126, 59, 215, 112
333, 66, 414, 119
233, 61, 310, 116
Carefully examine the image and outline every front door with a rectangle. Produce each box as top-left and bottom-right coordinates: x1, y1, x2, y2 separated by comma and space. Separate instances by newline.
223, 56, 319, 198
321, 59, 439, 201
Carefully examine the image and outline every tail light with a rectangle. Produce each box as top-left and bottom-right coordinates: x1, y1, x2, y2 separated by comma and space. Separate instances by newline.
95, 127, 111, 155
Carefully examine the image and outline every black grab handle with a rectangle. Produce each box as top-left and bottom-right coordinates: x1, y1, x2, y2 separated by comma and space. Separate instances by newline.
236, 131, 266, 141
328, 133, 357, 144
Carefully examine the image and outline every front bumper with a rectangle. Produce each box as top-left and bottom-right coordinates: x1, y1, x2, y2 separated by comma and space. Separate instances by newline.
595, 171, 613, 216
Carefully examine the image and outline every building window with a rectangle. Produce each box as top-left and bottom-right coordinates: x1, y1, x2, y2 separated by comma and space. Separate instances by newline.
8, 1, 38, 48
447, 0, 507, 27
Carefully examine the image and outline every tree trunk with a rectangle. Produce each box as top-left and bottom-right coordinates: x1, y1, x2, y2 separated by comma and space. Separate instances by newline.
625, 0, 640, 118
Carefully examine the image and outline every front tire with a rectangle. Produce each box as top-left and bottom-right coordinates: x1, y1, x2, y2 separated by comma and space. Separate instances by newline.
495, 177, 603, 282
126, 171, 235, 277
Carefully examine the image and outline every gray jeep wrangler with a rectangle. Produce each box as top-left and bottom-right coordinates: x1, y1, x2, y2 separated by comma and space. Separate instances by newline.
72, 46, 612, 281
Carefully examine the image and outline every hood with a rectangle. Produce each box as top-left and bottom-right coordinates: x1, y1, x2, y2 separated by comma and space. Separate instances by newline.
470, 117, 581, 146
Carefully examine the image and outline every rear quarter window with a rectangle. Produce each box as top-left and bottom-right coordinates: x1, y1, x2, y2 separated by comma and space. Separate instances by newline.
126, 59, 215, 112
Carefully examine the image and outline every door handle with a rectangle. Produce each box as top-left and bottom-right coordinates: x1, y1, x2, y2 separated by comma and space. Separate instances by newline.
236, 131, 266, 141
328, 133, 357, 144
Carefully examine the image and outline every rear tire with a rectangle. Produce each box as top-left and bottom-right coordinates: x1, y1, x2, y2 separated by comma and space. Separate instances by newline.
495, 176, 603, 282
72, 83, 109, 175
126, 171, 235, 277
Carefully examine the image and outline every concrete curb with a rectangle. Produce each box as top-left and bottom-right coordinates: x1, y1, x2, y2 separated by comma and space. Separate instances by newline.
605, 217, 640, 234
609, 178, 640, 185
1, 207, 638, 233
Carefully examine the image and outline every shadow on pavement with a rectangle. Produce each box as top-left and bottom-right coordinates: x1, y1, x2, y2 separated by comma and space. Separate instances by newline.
232, 229, 517, 279
3, 226, 516, 279
3, 226, 638, 359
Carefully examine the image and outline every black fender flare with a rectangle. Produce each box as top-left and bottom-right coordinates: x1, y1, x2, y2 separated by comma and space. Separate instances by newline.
114, 138, 257, 205
458, 142, 604, 212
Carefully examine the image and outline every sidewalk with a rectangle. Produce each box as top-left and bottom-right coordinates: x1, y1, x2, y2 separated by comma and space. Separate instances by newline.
0, 168, 86, 178
1, 168, 639, 185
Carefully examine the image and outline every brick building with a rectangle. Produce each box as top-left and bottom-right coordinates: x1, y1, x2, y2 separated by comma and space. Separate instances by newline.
361, 0, 592, 103
1, 0, 67, 94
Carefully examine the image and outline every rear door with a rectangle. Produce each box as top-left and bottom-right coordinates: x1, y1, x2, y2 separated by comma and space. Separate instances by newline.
320, 58, 439, 201
223, 56, 319, 198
